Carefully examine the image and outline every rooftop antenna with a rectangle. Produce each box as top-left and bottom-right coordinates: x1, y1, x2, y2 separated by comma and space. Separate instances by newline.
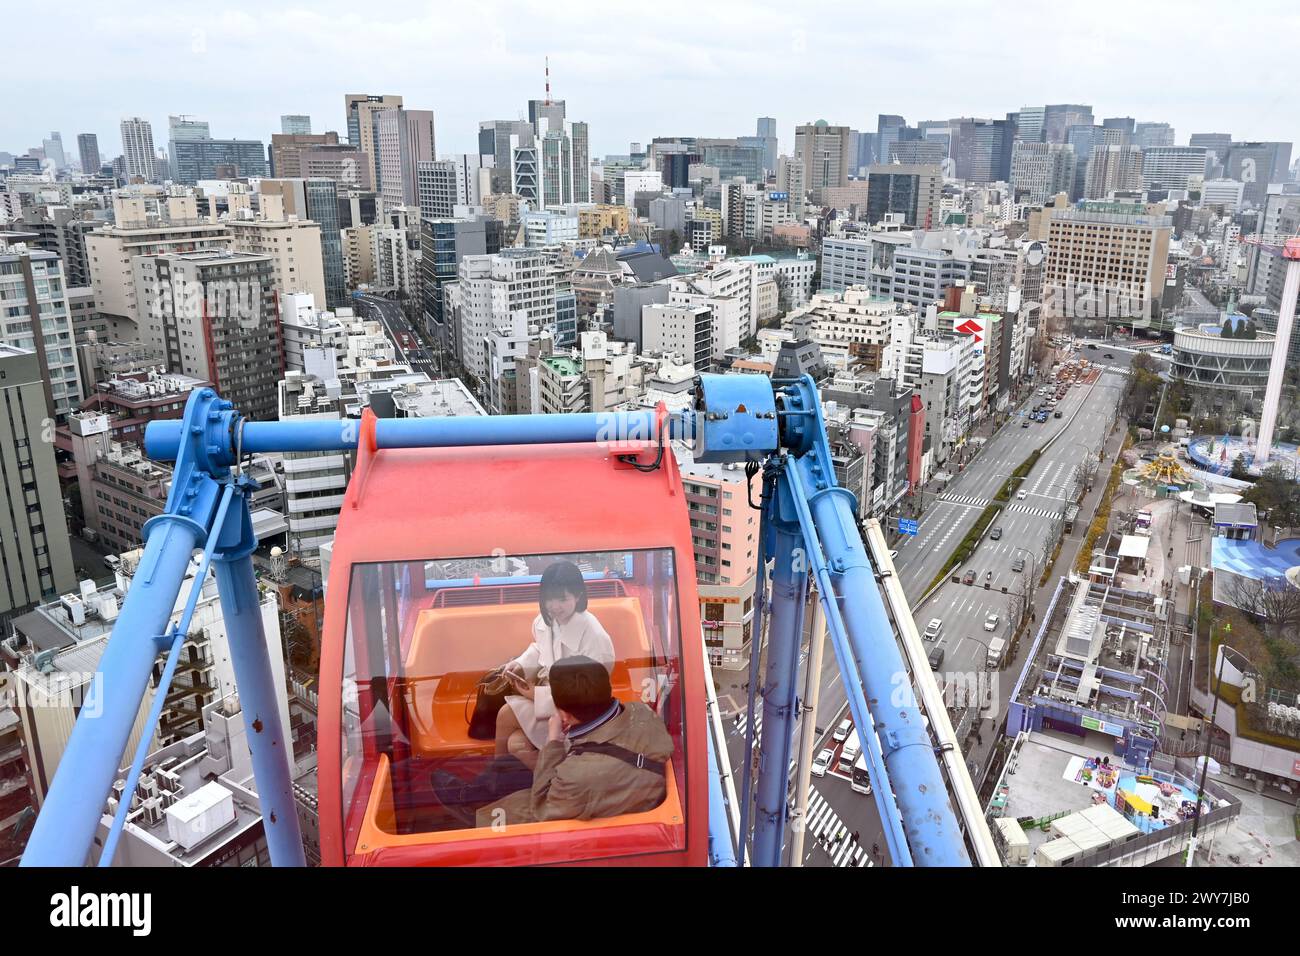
544, 56, 552, 105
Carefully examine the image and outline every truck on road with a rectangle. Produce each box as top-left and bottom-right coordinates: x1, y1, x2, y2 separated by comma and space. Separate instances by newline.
986, 636, 1007, 669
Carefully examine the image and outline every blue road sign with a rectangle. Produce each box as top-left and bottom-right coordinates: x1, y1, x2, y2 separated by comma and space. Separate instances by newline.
898, 518, 919, 536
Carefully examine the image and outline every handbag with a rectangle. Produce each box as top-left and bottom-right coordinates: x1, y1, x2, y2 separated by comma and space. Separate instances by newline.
467, 667, 511, 740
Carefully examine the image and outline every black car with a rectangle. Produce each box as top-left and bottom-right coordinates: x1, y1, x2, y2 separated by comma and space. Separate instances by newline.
1104, 353, 1114, 359
990, 527, 1003, 540
1012, 557, 1026, 572
1054, 410, 1063, 418
1087, 343, 1098, 350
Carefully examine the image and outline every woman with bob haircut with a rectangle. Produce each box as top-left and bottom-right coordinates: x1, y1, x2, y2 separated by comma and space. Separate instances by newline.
496, 559, 615, 769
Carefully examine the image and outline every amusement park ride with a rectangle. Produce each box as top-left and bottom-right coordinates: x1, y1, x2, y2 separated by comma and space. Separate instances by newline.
22, 371, 998, 867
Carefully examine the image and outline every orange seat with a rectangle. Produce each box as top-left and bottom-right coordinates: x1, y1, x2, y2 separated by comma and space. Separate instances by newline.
399, 596, 658, 758
355, 751, 685, 865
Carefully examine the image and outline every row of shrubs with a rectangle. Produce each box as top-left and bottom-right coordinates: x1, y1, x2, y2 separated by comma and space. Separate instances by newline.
926, 502, 1003, 595
994, 448, 1043, 502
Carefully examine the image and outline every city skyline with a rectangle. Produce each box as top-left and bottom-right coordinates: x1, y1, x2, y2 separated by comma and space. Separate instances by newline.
7, 0, 1299, 162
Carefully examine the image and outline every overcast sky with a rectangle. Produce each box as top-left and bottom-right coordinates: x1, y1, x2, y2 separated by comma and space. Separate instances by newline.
7, 0, 1299, 163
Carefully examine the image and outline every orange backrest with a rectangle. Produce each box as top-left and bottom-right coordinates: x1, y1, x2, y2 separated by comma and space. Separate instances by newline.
400, 596, 657, 757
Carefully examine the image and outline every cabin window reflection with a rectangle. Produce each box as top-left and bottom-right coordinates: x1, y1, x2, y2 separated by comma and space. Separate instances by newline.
339, 549, 687, 857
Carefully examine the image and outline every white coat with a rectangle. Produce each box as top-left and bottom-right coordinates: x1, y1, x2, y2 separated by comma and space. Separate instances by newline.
506, 610, 616, 750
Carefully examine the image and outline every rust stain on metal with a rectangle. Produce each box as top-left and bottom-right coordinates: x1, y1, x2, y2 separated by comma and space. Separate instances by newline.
252, 717, 264, 733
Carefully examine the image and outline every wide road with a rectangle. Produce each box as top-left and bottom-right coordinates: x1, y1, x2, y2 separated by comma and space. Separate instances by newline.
352, 292, 443, 377
894, 363, 1126, 606
910, 368, 1128, 692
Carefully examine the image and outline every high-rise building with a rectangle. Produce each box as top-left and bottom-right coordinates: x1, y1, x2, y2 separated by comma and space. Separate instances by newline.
281, 115, 312, 135
300, 144, 373, 189
76, 133, 100, 174
569, 121, 591, 204
511, 142, 540, 206
795, 121, 855, 202
876, 115, 907, 168
85, 194, 232, 337
1141, 146, 1209, 189
376, 108, 436, 209
0, 345, 77, 612
170, 138, 268, 184
1085, 145, 1144, 198
950, 117, 1015, 183
1043, 203, 1171, 330
269, 131, 339, 178
479, 120, 534, 194
528, 63, 566, 139
42, 133, 66, 170
168, 114, 210, 142
133, 250, 281, 421
225, 193, 327, 307
1102, 117, 1136, 142
1016, 106, 1046, 144
417, 161, 458, 220
890, 140, 947, 166
344, 93, 404, 191
1042, 105, 1094, 144
1010, 142, 1076, 203
1134, 122, 1175, 149
259, 178, 347, 307
419, 216, 496, 346
1224, 142, 1294, 208
756, 117, 778, 173
119, 117, 157, 181
1189, 133, 1233, 169
1066, 125, 1125, 200
447, 249, 555, 387
0, 237, 82, 421
865, 163, 942, 228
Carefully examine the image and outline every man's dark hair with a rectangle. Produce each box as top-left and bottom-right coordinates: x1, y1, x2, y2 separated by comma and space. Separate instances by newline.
549, 655, 613, 724
538, 560, 589, 624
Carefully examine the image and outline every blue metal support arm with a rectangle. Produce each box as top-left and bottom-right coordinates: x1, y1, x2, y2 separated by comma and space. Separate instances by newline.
99, 482, 237, 866
23, 389, 236, 866
779, 378, 970, 865
146, 409, 698, 463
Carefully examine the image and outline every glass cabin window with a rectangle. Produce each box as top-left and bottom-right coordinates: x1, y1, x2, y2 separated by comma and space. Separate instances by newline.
340, 548, 687, 863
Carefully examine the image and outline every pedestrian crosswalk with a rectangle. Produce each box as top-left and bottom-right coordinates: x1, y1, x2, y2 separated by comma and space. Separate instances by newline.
1006, 503, 1062, 519
1102, 365, 1130, 377
938, 493, 991, 508
733, 709, 763, 743
802, 785, 873, 866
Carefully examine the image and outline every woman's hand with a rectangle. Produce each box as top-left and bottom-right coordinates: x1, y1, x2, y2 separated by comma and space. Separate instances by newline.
509, 672, 535, 700
501, 662, 525, 685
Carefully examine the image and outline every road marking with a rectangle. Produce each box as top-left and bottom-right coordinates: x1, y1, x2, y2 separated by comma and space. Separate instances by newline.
803, 786, 871, 867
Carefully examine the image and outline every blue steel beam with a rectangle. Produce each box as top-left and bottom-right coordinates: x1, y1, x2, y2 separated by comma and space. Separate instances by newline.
99, 483, 237, 865
23, 388, 233, 866
750, 516, 808, 866
210, 470, 304, 866
146, 410, 699, 463
780, 377, 970, 866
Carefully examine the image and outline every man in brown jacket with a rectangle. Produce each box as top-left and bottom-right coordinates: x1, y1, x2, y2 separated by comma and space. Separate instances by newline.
476, 655, 674, 827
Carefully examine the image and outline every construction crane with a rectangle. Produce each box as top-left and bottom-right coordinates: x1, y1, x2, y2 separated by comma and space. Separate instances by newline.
21, 373, 998, 867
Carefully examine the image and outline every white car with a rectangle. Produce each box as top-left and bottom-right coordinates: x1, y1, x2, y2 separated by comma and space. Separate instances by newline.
984, 613, 1000, 632
812, 748, 834, 777
1016, 489, 1027, 500
833, 717, 852, 742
